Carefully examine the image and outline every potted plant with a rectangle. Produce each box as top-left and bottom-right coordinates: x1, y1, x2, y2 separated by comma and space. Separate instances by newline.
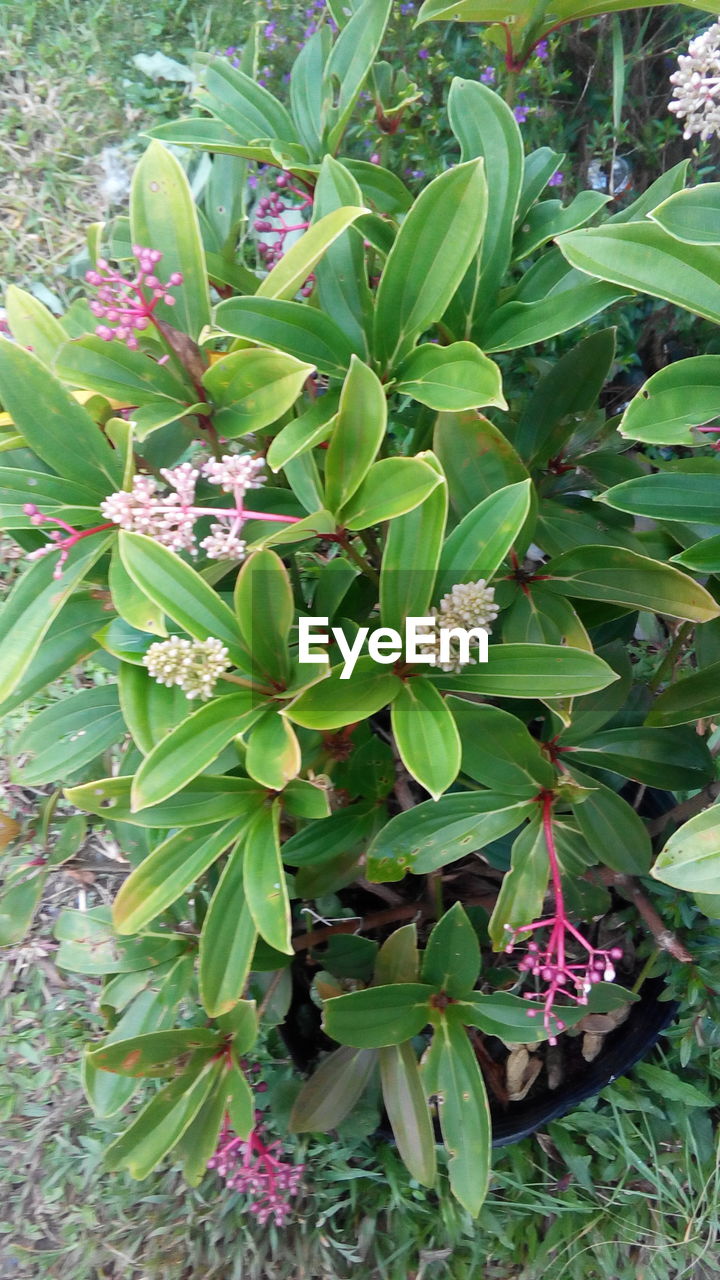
2, 0, 720, 1219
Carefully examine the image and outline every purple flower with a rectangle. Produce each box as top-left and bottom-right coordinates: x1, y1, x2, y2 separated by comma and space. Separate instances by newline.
535, 39, 549, 59
548, 170, 564, 187
264, 21, 276, 36
400, 1, 415, 11
418, 47, 429, 59
480, 67, 495, 84
513, 105, 529, 122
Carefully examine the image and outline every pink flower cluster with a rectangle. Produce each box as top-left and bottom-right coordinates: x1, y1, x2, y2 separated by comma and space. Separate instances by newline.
208, 1114, 304, 1226
254, 173, 315, 296
503, 794, 624, 1043
23, 506, 113, 579
85, 245, 183, 349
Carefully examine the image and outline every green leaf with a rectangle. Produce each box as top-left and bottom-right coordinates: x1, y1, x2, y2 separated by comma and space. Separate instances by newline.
423, 1014, 490, 1217
456, 988, 624, 1042
257, 207, 367, 302
435, 479, 532, 597
113, 818, 249, 933
429, 644, 618, 699
290, 29, 331, 157
422, 903, 480, 997
5, 285, 67, 366
55, 336, 193, 405
118, 531, 246, 662
568, 769, 652, 874
234, 547, 293, 684
650, 184, 720, 245
109, 548, 166, 637
55, 905, 187, 975
117, 662, 188, 753
448, 698, 555, 795
323, 0, 392, 150
545, 545, 720, 623
66, 774, 265, 827
484, 275, 627, 353
324, 356, 386, 512
379, 1042, 436, 1187
0, 871, 46, 947
0, 341, 124, 493
393, 342, 506, 412
202, 347, 313, 436
569, 726, 714, 789
285, 654, 403, 730
88, 1028, 221, 1077
673, 537, 720, 573
634, 1062, 713, 1108
513, 328, 617, 466
180, 1068, 236, 1186
266, 395, 339, 474
130, 140, 211, 339
433, 411, 529, 519
130, 693, 261, 811
488, 815, 549, 950
243, 800, 293, 954
12, 686, 124, 785
281, 801, 378, 867
380, 453, 448, 631
513, 190, 610, 261
214, 296, 354, 378
339, 456, 444, 529
646, 660, 720, 727
245, 711, 301, 789
290, 1045, 378, 1132
557, 222, 720, 326
391, 677, 460, 799
517, 147, 565, 222
374, 925, 420, 985
195, 55, 299, 144
200, 843, 258, 1016
602, 470, 720, 524
0, 535, 114, 705
312, 156, 373, 356
104, 1054, 223, 1178
0, 467, 100, 530
367, 792, 535, 881
374, 159, 488, 371
618, 356, 720, 447
323, 982, 434, 1047
652, 806, 720, 894
447, 79, 522, 331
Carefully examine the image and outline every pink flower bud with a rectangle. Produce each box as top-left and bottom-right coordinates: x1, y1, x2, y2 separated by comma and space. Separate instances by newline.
168, 272, 183, 285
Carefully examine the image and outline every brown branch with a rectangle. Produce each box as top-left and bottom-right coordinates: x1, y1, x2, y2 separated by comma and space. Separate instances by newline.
291, 893, 497, 953
646, 781, 720, 838
601, 870, 693, 963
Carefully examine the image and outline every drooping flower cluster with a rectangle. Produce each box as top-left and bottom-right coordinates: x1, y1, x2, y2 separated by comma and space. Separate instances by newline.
208, 1114, 304, 1225
253, 173, 315, 295
85, 245, 183, 348
503, 794, 624, 1043
101, 454, 268, 561
669, 22, 720, 140
23, 505, 114, 579
143, 636, 231, 700
417, 579, 499, 672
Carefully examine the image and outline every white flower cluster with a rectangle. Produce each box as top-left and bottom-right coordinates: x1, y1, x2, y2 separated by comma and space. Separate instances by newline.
669, 22, 720, 140
143, 636, 231, 699
418, 579, 500, 673
100, 454, 265, 560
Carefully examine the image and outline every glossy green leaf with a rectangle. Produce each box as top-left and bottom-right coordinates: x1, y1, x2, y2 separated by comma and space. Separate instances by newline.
367, 792, 534, 881
0, 871, 46, 947
435, 479, 532, 597
104, 1054, 223, 1179
4, 285, 67, 365
290, 1044, 377, 1132
545, 545, 720, 623
66, 774, 265, 827
312, 155, 373, 356
234, 547, 293, 684
109, 548, 166, 637
180, 1067, 236, 1186
618, 356, 720, 447
54, 905, 187, 975
513, 328, 617, 465
673, 537, 720, 573
558, 222, 720, 326
484, 276, 627, 353
391, 677, 460, 800
423, 1013, 490, 1218
0, 341, 124, 493
323, 0, 392, 150
243, 800, 293, 954
323, 982, 433, 1047
281, 801, 378, 867
651, 184, 720, 245
88, 1028, 221, 1077
429, 644, 618, 699
568, 768, 652, 874
203, 347, 313, 436
422, 903, 481, 997
12, 685, 124, 785
379, 1041, 436, 1187
646, 660, 720, 727
257, 207, 367, 302
652, 806, 720, 894
433, 411, 529, 519
118, 531, 246, 662
394, 342, 506, 412
374, 925, 420, 985
374, 160, 488, 371
117, 662, 188, 753
513, 190, 609, 261
289, 28, 330, 156
602, 470, 720, 524
195, 54, 299, 144
245, 711, 301, 789
266, 394, 339, 472
0, 536, 113, 705
340, 456, 445, 530
284, 655, 403, 730
380, 452, 447, 632
130, 140, 211, 338
200, 843, 258, 1016
488, 816, 548, 950
55, 336, 192, 405
324, 356, 386, 512
448, 698, 555, 795
214, 296, 354, 378
113, 818, 248, 933
569, 726, 714, 789
131, 692, 260, 811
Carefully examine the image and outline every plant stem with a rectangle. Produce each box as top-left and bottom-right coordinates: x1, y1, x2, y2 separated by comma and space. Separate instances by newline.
337, 533, 379, 583
291, 893, 497, 952
648, 621, 692, 693
603, 871, 694, 963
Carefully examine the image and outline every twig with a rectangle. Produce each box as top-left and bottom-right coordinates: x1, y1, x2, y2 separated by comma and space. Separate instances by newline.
602, 870, 693, 963
291, 894, 497, 952
646, 781, 720, 838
